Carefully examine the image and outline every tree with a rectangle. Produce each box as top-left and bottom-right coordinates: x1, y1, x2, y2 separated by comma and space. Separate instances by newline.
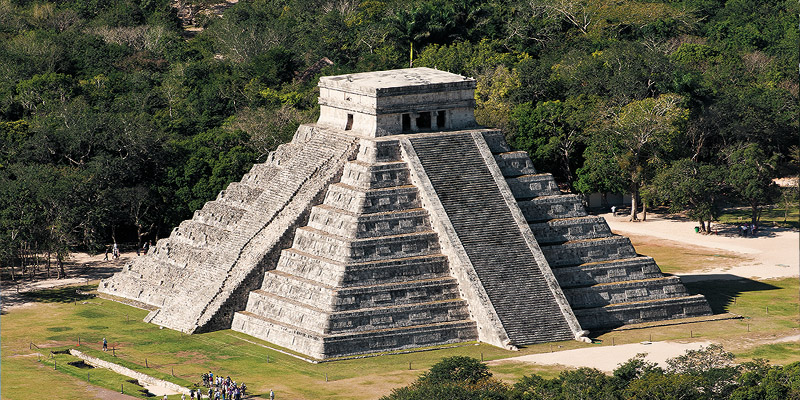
666, 343, 739, 398
591, 93, 688, 220
167, 128, 257, 219
613, 353, 663, 383
509, 95, 597, 187
724, 143, 780, 225
651, 158, 725, 232
556, 367, 619, 400
474, 65, 520, 131
382, 356, 508, 400
508, 373, 563, 400
419, 356, 492, 385
623, 372, 704, 400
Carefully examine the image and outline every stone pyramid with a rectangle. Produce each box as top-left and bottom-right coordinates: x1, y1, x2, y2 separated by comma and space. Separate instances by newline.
100, 67, 711, 359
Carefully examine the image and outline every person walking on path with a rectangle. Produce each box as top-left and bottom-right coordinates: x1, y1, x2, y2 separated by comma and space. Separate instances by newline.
104, 245, 111, 261
270, 389, 275, 400
102, 337, 108, 351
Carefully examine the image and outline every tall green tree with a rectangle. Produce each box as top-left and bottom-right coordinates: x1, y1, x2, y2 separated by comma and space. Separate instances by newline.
509, 95, 597, 187
724, 143, 780, 225
584, 93, 688, 220
651, 158, 725, 232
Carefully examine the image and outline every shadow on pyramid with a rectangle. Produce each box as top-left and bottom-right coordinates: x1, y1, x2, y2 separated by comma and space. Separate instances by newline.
100, 68, 711, 360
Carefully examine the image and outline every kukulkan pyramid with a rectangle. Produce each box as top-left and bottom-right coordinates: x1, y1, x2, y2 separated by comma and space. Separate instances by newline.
100, 68, 711, 359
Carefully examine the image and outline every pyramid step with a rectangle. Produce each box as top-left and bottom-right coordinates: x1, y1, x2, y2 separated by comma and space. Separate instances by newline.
171, 219, 230, 248
216, 182, 263, 207
518, 194, 587, 222
244, 288, 471, 335
529, 215, 612, 244
493, 151, 537, 177
355, 138, 402, 163
480, 130, 511, 153
257, 271, 462, 312
292, 226, 441, 263
540, 236, 637, 267
192, 201, 247, 230
307, 204, 432, 239
564, 276, 690, 309
232, 311, 478, 359
505, 173, 561, 199
573, 295, 713, 330
275, 248, 451, 287
552, 256, 663, 288
323, 183, 421, 214
341, 160, 411, 189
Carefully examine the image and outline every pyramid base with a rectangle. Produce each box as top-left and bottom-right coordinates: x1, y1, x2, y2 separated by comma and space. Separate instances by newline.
232, 311, 478, 360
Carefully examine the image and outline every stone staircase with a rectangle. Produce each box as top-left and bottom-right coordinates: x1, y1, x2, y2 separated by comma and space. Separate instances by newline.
231, 138, 478, 359
99, 125, 360, 333
483, 130, 712, 330
404, 132, 579, 345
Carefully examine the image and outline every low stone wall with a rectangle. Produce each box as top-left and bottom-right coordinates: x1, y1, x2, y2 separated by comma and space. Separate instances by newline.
69, 349, 190, 395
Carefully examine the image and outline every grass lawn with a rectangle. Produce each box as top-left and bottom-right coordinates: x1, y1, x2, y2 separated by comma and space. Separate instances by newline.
717, 205, 799, 229
2, 231, 798, 399
4, 277, 797, 399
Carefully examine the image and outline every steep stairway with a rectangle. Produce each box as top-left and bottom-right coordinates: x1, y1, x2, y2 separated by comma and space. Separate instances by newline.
99, 125, 360, 333
405, 132, 579, 345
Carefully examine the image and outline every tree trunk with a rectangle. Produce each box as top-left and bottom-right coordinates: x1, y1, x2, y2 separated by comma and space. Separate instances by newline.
630, 187, 639, 221
46, 249, 52, 279
57, 256, 66, 279
642, 200, 647, 221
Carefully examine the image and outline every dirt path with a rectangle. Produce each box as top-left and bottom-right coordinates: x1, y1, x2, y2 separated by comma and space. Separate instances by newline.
603, 212, 799, 281
1, 252, 134, 311
490, 341, 714, 372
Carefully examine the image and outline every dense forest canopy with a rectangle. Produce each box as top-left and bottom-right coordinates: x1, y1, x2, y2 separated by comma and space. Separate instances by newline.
1, 0, 797, 276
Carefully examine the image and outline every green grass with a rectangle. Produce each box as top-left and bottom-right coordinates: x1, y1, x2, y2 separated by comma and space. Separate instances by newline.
717, 205, 799, 229
736, 342, 800, 364
3, 252, 798, 400
41, 350, 155, 398
4, 279, 798, 399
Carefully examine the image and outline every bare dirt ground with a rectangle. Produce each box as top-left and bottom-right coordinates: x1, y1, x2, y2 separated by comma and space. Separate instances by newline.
489, 341, 715, 372
0, 252, 136, 311
602, 212, 800, 281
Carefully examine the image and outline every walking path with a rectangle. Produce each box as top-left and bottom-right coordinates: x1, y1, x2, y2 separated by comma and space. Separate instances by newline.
489, 341, 714, 372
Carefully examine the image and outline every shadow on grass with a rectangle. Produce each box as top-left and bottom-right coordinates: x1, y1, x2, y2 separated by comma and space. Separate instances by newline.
21, 284, 96, 304
683, 275, 781, 314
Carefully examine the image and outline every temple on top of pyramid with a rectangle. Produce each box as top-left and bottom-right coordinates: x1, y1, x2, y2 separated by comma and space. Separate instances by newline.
316, 68, 477, 137
99, 67, 711, 360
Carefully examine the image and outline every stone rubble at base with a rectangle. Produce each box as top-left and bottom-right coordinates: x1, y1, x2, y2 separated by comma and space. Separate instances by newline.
99, 67, 711, 359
